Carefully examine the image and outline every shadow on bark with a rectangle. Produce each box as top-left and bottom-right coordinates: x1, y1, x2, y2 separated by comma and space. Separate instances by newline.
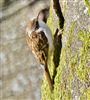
52, 0, 64, 84
52, 29, 62, 84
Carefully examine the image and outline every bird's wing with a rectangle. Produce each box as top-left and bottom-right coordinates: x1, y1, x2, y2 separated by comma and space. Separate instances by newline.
26, 31, 49, 65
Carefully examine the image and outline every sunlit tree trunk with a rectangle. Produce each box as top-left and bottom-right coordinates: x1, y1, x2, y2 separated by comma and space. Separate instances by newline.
41, 0, 90, 100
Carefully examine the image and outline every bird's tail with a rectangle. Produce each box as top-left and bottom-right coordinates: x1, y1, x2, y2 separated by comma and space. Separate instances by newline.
44, 63, 53, 91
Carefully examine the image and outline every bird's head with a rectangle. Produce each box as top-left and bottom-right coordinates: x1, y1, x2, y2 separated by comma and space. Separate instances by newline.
26, 8, 49, 36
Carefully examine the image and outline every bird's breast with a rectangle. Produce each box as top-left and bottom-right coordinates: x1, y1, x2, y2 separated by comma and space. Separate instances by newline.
38, 21, 53, 51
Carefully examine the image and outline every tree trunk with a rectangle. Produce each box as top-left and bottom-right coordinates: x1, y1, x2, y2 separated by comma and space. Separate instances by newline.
41, 0, 90, 100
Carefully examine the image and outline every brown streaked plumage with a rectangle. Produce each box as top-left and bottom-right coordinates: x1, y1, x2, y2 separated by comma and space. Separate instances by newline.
26, 30, 53, 91
26, 18, 39, 31
26, 31, 49, 65
26, 9, 53, 91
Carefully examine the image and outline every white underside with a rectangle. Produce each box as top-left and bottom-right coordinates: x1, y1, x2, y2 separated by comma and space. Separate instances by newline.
38, 20, 53, 51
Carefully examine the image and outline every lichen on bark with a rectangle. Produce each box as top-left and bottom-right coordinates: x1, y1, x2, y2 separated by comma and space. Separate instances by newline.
41, 0, 90, 100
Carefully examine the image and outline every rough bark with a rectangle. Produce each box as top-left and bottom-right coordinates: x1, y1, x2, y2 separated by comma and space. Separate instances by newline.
41, 0, 90, 100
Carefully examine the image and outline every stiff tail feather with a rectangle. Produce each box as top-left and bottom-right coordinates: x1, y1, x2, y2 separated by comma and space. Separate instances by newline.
44, 63, 53, 91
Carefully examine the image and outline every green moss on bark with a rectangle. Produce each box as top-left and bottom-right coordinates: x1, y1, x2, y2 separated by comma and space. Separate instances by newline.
41, 20, 90, 99
41, 1, 90, 99
84, 0, 90, 15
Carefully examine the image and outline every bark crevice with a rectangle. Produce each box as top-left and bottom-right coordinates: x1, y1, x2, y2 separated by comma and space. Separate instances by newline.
52, 0, 64, 85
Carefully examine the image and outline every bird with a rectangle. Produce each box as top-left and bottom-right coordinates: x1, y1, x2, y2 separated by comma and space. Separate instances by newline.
26, 9, 53, 91
37, 8, 49, 23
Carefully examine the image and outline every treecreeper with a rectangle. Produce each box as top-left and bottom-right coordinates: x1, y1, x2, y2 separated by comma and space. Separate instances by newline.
26, 9, 54, 91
